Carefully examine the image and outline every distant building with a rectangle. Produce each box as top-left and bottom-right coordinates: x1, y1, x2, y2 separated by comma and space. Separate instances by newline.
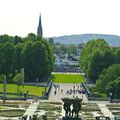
37, 14, 43, 37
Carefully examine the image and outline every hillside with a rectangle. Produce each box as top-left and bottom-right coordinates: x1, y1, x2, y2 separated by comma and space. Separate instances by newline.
53, 34, 120, 46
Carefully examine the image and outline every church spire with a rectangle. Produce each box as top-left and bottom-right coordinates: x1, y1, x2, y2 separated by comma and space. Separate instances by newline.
37, 14, 43, 37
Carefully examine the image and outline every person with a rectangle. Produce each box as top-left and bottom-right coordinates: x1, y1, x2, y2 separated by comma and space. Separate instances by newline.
24, 92, 27, 100
82, 94, 83, 99
3, 97, 5, 104
54, 90, 57, 95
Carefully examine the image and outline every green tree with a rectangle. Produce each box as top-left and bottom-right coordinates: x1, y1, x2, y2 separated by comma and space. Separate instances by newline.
106, 78, 120, 99
0, 34, 13, 43
23, 41, 34, 82
32, 41, 50, 80
49, 37, 54, 46
79, 39, 112, 82
13, 36, 23, 44
23, 38, 54, 82
0, 34, 54, 83
43, 40, 54, 72
15, 43, 24, 71
0, 42, 15, 79
96, 64, 120, 92
23, 33, 37, 43
13, 73, 22, 92
114, 48, 120, 64
69, 44, 77, 55
88, 48, 113, 82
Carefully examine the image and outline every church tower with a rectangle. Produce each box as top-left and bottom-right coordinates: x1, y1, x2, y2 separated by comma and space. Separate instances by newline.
37, 14, 43, 37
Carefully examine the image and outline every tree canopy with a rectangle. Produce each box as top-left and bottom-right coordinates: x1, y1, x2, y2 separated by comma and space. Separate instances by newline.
0, 34, 54, 82
96, 64, 120, 93
79, 39, 113, 82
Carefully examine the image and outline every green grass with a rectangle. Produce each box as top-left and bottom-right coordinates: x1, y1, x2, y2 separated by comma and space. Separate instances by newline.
53, 74, 85, 83
0, 109, 25, 117
0, 84, 46, 96
0, 106, 5, 110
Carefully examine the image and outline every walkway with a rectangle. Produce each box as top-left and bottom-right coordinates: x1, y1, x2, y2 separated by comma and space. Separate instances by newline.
97, 103, 114, 119
48, 83, 88, 103
24, 101, 39, 119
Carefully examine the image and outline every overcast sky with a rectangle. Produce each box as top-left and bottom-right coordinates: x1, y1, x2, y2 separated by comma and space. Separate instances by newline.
0, 0, 120, 37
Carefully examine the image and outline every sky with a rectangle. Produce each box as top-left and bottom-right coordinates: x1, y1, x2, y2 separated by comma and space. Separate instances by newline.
0, 0, 120, 37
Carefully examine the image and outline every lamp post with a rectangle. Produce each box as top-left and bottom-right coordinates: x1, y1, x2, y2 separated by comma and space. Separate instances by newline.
21, 68, 24, 84
109, 92, 112, 103
36, 78, 38, 86
3, 75, 6, 104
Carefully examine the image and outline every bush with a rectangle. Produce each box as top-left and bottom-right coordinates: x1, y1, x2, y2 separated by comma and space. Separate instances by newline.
0, 109, 25, 117
93, 92, 107, 98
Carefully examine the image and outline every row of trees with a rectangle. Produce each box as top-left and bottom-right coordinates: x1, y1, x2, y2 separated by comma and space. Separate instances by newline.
79, 39, 120, 98
54, 42, 78, 56
0, 33, 54, 82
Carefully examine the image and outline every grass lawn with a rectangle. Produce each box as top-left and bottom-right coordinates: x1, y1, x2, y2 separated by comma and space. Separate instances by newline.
0, 84, 46, 96
53, 74, 85, 83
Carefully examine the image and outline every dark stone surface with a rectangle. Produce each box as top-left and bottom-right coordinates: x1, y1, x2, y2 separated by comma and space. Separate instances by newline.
22, 115, 28, 120
62, 117, 82, 120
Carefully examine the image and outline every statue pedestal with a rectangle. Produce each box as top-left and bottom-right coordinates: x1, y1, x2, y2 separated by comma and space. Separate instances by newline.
62, 117, 82, 120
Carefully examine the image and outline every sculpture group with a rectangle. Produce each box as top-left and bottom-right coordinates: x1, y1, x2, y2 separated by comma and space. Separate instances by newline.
62, 98, 82, 118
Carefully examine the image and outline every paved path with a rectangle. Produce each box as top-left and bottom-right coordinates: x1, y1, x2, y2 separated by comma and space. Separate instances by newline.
48, 83, 88, 103
24, 101, 39, 119
97, 103, 114, 119
0, 115, 19, 120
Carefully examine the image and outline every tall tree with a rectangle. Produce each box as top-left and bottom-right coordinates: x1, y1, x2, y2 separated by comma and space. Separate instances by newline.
105, 78, 120, 99
0, 34, 13, 43
96, 64, 120, 92
0, 42, 15, 79
13, 36, 23, 44
79, 39, 112, 82
114, 48, 120, 64
49, 37, 54, 46
23, 38, 54, 82
23, 41, 34, 82
15, 43, 24, 71
13, 73, 22, 92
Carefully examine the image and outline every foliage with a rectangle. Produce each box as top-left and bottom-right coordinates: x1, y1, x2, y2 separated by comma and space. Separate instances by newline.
105, 78, 120, 99
67, 44, 77, 55
0, 42, 15, 79
23, 39, 54, 82
49, 37, 54, 46
13, 73, 22, 92
15, 43, 24, 71
96, 64, 120, 94
79, 39, 120, 98
54, 43, 78, 56
114, 47, 120, 64
79, 39, 113, 82
0, 34, 54, 82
